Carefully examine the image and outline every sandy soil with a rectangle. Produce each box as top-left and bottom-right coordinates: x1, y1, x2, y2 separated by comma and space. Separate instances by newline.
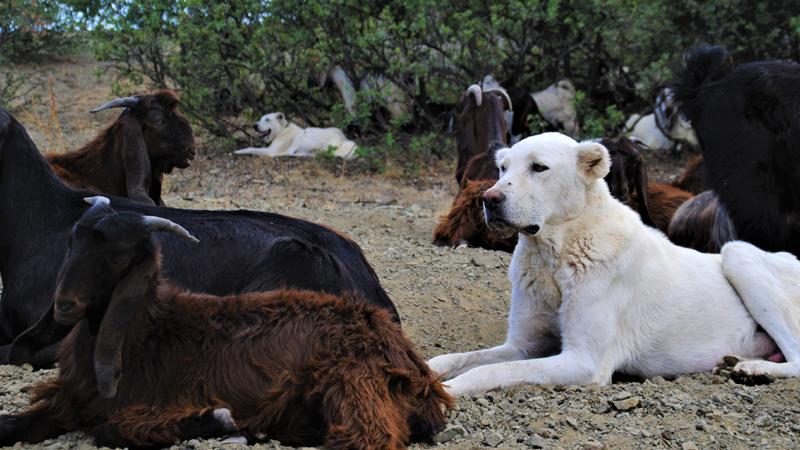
3, 59, 799, 450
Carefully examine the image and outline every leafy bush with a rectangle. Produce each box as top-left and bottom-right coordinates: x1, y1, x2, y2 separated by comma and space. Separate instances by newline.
53, 0, 800, 153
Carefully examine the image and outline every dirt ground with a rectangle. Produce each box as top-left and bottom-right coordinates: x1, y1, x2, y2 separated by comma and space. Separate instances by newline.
3, 59, 800, 450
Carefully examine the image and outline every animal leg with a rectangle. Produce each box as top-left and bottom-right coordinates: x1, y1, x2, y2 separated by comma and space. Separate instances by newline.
443, 351, 594, 397
94, 405, 238, 447
722, 242, 800, 378
0, 411, 67, 445
321, 364, 409, 450
427, 343, 528, 380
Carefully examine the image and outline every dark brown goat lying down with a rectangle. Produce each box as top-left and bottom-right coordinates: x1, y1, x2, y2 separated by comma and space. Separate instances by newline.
46, 90, 195, 206
0, 197, 451, 449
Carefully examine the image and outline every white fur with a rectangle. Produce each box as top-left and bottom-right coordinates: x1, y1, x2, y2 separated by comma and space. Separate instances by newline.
428, 133, 799, 396
531, 80, 579, 137
234, 112, 357, 159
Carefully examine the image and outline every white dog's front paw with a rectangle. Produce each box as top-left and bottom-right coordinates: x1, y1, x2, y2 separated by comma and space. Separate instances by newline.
444, 371, 493, 398
233, 147, 256, 155
427, 354, 463, 380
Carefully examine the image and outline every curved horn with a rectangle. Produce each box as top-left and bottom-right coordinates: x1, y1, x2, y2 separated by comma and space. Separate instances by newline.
484, 88, 513, 112
466, 84, 482, 106
84, 196, 111, 207
89, 96, 140, 113
82, 196, 112, 221
141, 216, 199, 243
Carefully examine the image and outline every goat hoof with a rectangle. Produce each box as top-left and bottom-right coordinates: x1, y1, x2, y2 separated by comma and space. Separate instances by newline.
221, 434, 248, 445
213, 408, 237, 432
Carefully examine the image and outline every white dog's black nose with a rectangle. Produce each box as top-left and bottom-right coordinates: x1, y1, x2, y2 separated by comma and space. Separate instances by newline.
483, 191, 504, 210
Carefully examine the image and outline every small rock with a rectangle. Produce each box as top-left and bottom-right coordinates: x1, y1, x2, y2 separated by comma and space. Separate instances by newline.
682, 442, 699, 450
537, 428, 558, 439
583, 441, 605, 450
484, 431, 504, 447
612, 391, 632, 401
526, 436, 549, 448
612, 397, 641, 411
754, 414, 774, 428
434, 425, 467, 443
695, 419, 707, 431
566, 417, 579, 429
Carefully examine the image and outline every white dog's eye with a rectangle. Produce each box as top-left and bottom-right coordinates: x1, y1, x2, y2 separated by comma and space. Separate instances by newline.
500, 165, 506, 172
532, 163, 549, 173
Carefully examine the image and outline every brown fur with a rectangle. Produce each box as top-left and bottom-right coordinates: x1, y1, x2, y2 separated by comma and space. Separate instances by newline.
455, 89, 510, 184
644, 183, 695, 232
2, 214, 451, 448
433, 179, 517, 252
46, 90, 195, 205
672, 154, 706, 194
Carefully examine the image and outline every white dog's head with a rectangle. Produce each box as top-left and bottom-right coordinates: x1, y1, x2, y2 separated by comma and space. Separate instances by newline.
253, 112, 288, 144
483, 132, 610, 237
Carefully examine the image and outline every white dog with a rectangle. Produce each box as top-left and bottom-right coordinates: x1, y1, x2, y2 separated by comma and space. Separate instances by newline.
234, 112, 357, 159
428, 132, 800, 397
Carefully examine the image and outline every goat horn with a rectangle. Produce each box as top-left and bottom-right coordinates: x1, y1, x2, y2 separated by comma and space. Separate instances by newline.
466, 84, 482, 106
84, 196, 111, 207
89, 96, 140, 113
141, 216, 200, 243
82, 196, 112, 220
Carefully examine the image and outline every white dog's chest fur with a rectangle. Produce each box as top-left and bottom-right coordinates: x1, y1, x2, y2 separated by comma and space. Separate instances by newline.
509, 196, 773, 382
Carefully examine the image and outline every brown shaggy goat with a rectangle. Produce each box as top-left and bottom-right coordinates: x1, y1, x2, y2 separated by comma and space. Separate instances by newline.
46, 90, 195, 206
433, 179, 517, 252
0, 197, 451, 449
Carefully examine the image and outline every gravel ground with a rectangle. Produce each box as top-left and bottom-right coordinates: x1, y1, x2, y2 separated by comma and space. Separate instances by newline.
3, 60, 800, 450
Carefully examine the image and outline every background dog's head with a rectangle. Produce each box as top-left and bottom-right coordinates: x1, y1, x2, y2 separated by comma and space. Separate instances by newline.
254, 112, 289, 144
482, 132, 610, 237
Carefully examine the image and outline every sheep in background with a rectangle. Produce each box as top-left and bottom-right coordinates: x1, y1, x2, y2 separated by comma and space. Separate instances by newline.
0, 197, 451, 449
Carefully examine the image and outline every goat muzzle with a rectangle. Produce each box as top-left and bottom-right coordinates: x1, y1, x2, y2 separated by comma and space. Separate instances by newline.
53, 296, 86, 325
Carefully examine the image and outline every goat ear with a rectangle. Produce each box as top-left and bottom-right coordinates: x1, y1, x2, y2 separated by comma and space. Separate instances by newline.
633, 157, 655, 226
94, 257, 158, 398
576, 141, 610, 182
118, 121, 155, 205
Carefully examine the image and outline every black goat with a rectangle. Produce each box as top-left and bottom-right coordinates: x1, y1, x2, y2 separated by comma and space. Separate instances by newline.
673, 45, 800, 256
47, 90, 195, 205
0, 109, 397, 368
0, 198, 450, 449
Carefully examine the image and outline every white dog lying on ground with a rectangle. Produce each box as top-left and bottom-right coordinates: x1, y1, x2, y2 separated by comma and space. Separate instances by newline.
428, 132, 800, 397
234, 112, 357, 159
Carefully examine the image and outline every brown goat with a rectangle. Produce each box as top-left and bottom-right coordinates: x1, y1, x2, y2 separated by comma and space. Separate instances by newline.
645, 183, 695, 232
672, 154, 706, 194
434, 83, 513, 250
433, 179, 517, 252
46, 90, 195, 205
0, 197, 451, 449
668, 190, 737, 253
454, 83, 512, 185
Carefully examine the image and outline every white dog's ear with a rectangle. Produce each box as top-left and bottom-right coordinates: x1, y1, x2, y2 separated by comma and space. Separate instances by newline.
277, 113, 287, 126
576, 141, 610, 181
495, 147, 510, 169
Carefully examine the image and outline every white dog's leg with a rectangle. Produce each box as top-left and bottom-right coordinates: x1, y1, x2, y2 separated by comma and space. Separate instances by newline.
233, 146, 284, 157
427, 344, 527, 380
722, 241, 800, 378
444, 352, 595, 397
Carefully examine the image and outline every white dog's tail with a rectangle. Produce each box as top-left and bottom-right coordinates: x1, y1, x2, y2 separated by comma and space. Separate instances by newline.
334, 140, 358, 160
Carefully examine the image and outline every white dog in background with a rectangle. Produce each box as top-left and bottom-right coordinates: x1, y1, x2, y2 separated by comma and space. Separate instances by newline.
234, 112, 357, 159
428, 132, 800, 397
